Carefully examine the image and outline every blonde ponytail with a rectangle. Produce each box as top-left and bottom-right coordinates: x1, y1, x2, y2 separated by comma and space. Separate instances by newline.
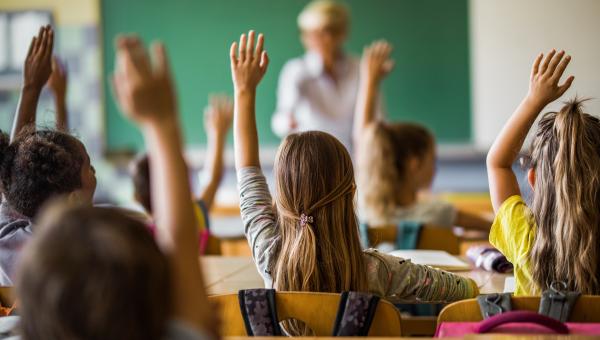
529, 98, 600, 294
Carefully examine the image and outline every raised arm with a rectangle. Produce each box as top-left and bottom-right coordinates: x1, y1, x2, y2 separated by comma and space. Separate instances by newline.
353, 40, 393, 146
12, 26, 54, 140
47, 57, 69, 131
487, 50, 574, 211
112, 36, 212, 334
199, 94, 233, 209
230, 30, 269, 170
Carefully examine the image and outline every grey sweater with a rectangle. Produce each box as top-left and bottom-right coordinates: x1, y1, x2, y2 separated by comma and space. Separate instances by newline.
0, 203, 32, 286
237, 166, 477, 303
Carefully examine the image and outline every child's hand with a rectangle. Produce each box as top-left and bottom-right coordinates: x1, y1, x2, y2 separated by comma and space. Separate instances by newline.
112, 36, 177, 126
204, 94, 233, 139
527, 50, 574, 107
23, 26, 54, 91
47, 57, 68, 100
230, 31, 269, 93
360, 40, 394, 85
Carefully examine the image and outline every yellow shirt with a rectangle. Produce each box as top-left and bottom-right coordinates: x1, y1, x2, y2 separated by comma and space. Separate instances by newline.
489, 195, 538, 296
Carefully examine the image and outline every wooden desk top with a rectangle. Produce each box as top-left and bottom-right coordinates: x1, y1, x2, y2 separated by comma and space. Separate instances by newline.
200, 255, 511, 296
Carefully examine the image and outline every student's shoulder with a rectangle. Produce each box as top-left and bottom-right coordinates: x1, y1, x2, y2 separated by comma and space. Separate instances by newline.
490, 195, 535, 255
494, 195, 531, 225
0, 204, 33, 239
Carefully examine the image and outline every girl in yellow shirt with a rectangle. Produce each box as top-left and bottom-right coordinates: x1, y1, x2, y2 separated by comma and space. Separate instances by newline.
487, 50, 600, 295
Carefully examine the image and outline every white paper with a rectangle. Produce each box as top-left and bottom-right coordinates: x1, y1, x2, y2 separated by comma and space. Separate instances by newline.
389, 250, 471, 271
503, 276, 516, 293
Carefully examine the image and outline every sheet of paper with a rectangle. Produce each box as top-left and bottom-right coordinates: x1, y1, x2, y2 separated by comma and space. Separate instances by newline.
388, 249, 471, 271
503, 276, 516, 293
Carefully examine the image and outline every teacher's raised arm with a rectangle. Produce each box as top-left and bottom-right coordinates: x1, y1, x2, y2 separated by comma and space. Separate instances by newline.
271, 0, 385, 152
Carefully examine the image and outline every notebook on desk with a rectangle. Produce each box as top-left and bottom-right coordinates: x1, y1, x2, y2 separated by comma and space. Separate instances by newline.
388, 250, 471, 271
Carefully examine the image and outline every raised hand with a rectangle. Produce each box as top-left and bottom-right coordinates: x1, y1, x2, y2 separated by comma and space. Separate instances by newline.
47, 57, 69, 130
47, 57, 68, 100
360, 40, 394, 85
204, 94, 233, 139
23, 25, 54, 90
527, 49, 574, 107
230, 30, 269, 93
487, 50, 575, 211
12, 25, 54, 140
112, 36, 177, 126
353, 40, 393, 145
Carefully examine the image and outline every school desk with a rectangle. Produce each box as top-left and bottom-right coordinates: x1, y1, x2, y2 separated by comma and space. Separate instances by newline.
200, 256, 513, 296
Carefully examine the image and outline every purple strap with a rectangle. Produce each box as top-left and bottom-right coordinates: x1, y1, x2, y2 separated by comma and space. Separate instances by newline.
477, 311, 569, 334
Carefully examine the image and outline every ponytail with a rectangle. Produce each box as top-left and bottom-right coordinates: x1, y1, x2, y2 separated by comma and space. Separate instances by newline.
530, 98, 600, 294
272, 131, 367, 297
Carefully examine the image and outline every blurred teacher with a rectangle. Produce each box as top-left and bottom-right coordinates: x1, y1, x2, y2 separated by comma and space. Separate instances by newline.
271, 0, 382, 151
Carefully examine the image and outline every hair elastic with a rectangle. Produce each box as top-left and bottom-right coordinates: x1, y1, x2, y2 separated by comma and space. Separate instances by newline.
300, 213, 314, 227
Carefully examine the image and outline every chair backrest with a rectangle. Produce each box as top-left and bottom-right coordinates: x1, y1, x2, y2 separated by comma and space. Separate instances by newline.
0, 287, 14, 307
438, 296, 600, 324
209, 291, 402, 336
367, 224, 460, 254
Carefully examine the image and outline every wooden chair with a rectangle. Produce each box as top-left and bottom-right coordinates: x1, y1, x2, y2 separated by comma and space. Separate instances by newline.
366, 224, 461, 255
438, 296, 600, 325
0, 287, 14, 306
209, 291, 402, 336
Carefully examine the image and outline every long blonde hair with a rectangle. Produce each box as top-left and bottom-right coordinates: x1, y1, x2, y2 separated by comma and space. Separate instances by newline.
273, 131, 367, 294
529, 99, 600, 294
357, 122, 434, 224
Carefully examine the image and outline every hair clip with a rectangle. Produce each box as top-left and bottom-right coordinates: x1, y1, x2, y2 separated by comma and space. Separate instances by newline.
300, 213, 314, 227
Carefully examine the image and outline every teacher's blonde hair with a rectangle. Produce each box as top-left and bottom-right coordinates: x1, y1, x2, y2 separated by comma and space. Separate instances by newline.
298, 0, 350, 33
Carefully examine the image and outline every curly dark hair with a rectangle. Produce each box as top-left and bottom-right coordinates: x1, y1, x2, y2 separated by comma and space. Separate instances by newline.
0, 128, 85, 218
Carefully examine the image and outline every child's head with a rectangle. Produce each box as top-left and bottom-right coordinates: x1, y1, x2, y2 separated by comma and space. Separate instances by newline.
0, 128, 96, 218
130, 153, 152, 214
358, 122, 435, 222
16, 205, 170, 340
273, 131, 367, 293
527, 99, 600, 294
298, 0, 349, 60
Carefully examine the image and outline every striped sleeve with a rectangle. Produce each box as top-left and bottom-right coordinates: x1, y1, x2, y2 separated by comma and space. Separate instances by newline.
364, 250, 478, 303
237, 167, 280, 286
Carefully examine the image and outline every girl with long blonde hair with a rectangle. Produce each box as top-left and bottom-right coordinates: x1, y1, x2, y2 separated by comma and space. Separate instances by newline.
487, 50, 600, 295
230, 31, 478, 314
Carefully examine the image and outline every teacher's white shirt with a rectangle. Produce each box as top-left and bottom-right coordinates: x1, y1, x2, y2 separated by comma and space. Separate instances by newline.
271, 51, 383, 151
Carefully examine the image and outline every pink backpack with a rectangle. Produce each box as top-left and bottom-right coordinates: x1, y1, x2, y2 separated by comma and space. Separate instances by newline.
436, 310, 600, 337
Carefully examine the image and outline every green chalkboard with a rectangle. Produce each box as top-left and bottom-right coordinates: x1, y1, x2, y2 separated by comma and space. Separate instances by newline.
102, 0, 470, 152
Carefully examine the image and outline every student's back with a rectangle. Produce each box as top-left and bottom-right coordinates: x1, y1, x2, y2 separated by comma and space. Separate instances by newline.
353, 42, 491, 232
229, 31, 478, 325
0, 26, 96, 285
0, 128, 95, 285
487, 50, 600, 295
6, 34, 216, 340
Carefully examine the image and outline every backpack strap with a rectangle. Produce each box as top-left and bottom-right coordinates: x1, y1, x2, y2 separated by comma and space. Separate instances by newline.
332, 291, 380, 336
539, 281, 580, 322
395, 221, 423, 250
477, 293, 513, 319
238, 289, 283, 336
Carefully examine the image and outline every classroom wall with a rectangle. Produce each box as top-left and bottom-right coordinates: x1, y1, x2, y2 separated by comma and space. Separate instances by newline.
0, 0, 105, 156
470, 0, 600, 148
